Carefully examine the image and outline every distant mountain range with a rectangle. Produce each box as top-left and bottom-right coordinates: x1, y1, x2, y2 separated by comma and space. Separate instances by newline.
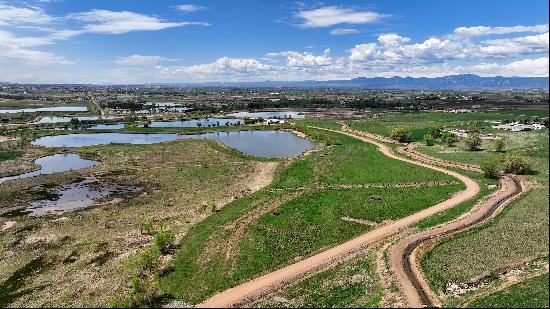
162, 74, 548, 90
2, 74, 549, 89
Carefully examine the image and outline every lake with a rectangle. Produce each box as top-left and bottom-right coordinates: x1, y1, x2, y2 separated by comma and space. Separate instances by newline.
0, 153, 99, 184
226, 111, 306, 119
31, 131, 316, 158
0, 106, 88, 114
144, 118, 246, 128
33, 116, 119, 124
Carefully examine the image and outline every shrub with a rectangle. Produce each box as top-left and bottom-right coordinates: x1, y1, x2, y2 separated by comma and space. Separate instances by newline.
441, 132, 459, 147
139, 220, 154, 235
491, 138, 506, 152
139, 246, 161, 272
390, 128, 412, 143
423, 133, 435, 146
154, 230, 174, 254
502, 154, 533, 175
426, 127, 443, 139
481, 161, 500, 179
463, 134, 481, 151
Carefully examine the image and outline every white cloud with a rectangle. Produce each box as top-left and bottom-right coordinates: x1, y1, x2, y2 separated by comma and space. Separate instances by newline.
0, 3, 54, 25
377, 34, 411, 48
295, 6, 386, 28
176, 4, 206, 13
267, 49, 332, 67
453, 24, 549, 38
115, 55, 178, 66
480, 32, 549, 56
330, 28, 359, 35
68, 9, 209, 34
158, 57, 274, 80
348, 43, 380, 61
473, 57, 549, 77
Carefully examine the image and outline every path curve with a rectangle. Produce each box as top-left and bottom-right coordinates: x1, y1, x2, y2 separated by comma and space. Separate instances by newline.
390, 175, 523, 307
197, 126, 479, 308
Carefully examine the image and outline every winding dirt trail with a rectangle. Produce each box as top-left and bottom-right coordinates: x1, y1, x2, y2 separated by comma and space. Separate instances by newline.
197, 126, 480, 308
390, 175, 524, 307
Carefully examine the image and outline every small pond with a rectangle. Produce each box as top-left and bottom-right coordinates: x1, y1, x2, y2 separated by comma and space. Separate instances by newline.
226, 111, 306, 119
33, 116, 119, 124
88, 123, 126, 130
25, 176, 139, 216
0, 106, 88, 114
144, 118, 246, 128
31, 131, 316, 158
0, 153, 99, 184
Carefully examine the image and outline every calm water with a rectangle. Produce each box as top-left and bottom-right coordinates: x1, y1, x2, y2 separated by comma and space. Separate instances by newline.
144, 118, 245, 128
0, 153, 99, 184
227, 111, 306, 119
88, 123, 126, 130
26, 176, 139, 216
34, 116, 119, 124
0, 106, 88, 114
31, 131, 316, 158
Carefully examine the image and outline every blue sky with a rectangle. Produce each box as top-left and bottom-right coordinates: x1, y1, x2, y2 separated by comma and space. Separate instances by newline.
0, 0, 548, 83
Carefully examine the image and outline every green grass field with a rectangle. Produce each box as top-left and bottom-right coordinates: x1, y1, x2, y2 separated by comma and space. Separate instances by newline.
255, 252, 383, 308
161, 129, 463, 304
469, 272, 549, 308
0, 149, 22, 162
421, 188, 549, 291
347, 109, 549, 142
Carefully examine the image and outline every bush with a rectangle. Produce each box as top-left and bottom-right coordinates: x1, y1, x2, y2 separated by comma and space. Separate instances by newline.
139, 246, 161, 272
502, 154, 533, 175
481, 161, 500, 179
154, 230, 174, 254
423, 133, 435, 146
463, 134, 481, 151
491, 138, 506, 152
441, 132, 459, 147
390, 128, 412, 143
426, 127, 443, 139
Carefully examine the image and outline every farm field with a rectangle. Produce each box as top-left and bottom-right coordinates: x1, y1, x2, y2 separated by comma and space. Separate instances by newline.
0, 139, 275, 307
161, 129, 463, 304
347, 109, 549, 141
469, 272, 549, 308
421, 188, 549, 294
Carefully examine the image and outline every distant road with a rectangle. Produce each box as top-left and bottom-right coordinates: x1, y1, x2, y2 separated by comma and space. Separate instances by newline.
197, 126, 480, 308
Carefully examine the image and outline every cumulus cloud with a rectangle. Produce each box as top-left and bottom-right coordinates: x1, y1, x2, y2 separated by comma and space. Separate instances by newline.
330, 28, 359, 35
452, 24, 549, 38
176, 4, 207, 13
157, 57, 274, 81
267, 49, 332, 67
68, 9, 209, 34
114, 55, 179, 66
295, 6, 386, 28
473, 57, 549, 77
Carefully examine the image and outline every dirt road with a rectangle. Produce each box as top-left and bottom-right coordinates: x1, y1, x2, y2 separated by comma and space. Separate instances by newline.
197, 127, 480, 308
390, 175, 523, 307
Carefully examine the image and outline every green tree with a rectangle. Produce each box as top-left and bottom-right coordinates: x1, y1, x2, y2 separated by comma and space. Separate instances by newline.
390, 128, 412, 143
423, 133, 435, 146
426, 127, 443, 139
463, 134, 482, 151
502, 154, 533, 175
481, 161, 500, 179
441, 132, 459, 147
491, 138, 506, 152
